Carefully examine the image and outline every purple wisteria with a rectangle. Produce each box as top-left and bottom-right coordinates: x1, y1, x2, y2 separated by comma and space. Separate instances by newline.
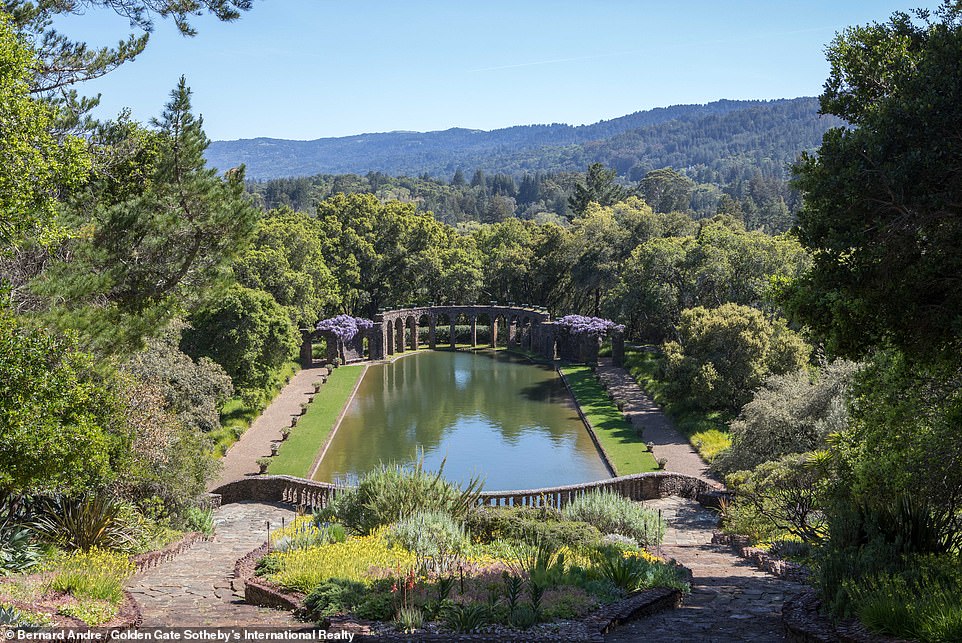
316, 315, 374, 342
557, 314, 619, 337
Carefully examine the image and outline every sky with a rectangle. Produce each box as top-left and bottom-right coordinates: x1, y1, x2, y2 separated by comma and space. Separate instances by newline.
54, 1, 940, 141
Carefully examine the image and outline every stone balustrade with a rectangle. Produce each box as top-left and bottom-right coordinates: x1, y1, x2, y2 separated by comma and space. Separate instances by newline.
209, 471, 722, 512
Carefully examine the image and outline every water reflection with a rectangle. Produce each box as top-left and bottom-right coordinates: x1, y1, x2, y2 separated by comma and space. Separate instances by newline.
311, 351, 611, 490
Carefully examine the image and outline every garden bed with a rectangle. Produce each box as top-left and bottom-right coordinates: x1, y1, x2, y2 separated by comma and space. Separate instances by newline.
231, 462, 690, 640
236, 546, 683, 642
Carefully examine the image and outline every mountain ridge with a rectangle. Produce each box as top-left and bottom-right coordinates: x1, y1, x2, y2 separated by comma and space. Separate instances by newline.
206, 97, 837, 180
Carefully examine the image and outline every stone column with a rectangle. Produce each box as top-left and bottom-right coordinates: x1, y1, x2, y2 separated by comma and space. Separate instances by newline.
470, 316, 477, 348
491, 317, 499, 349
372, 318, 385, 360
299, 329, 314, 368
428, 314, 437, 349
611, 326, 626, 367
396, 320, 405, 353
411, 317, 419, 351
507, 318, 517, 348
385, 323, 394, 356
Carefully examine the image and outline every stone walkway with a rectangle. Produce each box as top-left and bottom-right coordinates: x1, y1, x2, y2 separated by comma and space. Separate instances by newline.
606, 497, 805, 642
211, 368, 324, 490
597, 358, 717, 484
128, 502, 305, 627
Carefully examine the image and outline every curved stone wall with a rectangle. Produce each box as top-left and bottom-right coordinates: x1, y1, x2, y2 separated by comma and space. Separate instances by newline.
209, 471, 722, 512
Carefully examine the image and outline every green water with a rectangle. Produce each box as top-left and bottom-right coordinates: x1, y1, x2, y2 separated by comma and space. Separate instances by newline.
311, 350, 612, 491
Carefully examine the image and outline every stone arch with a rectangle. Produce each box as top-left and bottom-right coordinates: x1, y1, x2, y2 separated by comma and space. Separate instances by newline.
434, 312, 451, 348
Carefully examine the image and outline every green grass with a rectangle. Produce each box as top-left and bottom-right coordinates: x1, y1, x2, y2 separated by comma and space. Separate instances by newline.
622, 349, 731, 462
210, 361, 301, 457
269, 364, 366, 477
560, 365, 659, 475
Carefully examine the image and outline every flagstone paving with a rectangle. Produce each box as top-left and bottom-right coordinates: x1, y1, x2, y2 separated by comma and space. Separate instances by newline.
128, 501, 304, 627
606, 496, 806, 642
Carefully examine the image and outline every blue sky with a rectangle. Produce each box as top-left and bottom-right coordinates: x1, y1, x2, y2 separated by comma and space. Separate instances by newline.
55, 1, 938, 141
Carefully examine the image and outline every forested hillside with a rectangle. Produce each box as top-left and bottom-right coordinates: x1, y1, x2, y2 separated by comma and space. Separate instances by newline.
207, 97, 842, 181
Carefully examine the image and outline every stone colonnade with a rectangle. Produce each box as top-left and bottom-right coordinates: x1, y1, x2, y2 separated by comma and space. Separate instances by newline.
372, 304, 551, 360
305, 305, 625, 367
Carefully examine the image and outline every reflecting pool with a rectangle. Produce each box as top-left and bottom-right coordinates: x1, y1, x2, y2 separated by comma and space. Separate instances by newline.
311, 350, 611, 490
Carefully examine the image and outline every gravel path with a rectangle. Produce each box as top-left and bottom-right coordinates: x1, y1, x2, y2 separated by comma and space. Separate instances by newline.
210, 368, 323, 490
128, 502, 304, 627
607, 497, 805, 642
597, 358, 718, 484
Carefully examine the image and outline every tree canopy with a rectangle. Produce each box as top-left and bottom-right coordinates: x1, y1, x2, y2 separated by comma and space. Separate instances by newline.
790, 4, 962, 362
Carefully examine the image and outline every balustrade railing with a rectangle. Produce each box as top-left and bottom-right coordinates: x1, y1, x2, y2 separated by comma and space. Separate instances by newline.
210, 471, 721, 512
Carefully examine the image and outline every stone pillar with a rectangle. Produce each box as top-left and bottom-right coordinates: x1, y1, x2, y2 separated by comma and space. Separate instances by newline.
507, 318, 517, 348
299, 329, 314, 368
470, 316, 477, 348
372, 318, 385, 360
385, 323, 394, 356
428, 315, 437, 349
411, 317, 419, 351
612, 326, 626, 367
491, 317, 499, 349
450, 317, 457, 349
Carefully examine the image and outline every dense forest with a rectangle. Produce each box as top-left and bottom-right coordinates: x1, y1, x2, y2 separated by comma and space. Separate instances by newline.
0, 0, 961, 638
207, 98, 841, 181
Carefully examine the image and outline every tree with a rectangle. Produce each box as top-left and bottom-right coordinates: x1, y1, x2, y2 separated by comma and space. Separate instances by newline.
234, 207, 338, 327
662, 303, 811, 414
7, 0, 252, 93
0, 13, 89, 247
180, 284, 300, 400
567, 163, 625, 216
35, 78, 258, 353
636, 167, 695, 213
0, 311, 132, 495
790, 4, 962, 361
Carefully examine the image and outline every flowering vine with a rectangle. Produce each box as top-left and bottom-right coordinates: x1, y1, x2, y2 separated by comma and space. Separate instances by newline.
316, 314, 374, 342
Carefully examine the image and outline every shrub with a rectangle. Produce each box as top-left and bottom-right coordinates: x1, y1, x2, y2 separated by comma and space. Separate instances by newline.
466, 506, 603, 549
329, 459, 482, 535
266, 528, 415, 593
36, 494, 140, 552
184, 506, 215, 537
711, 360, 858, 476
303, 578, 367, 620
442, 603, 490, 632
122, 321, 234, 434
596, 551, 688, 593
48, 548, 134, 605
845, 562, 962, 643
0, 525, 43, 575
387, 511, 468, 574
724, 453, 828, 544
562, 491, 666, 546
662, 304, 811, 414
